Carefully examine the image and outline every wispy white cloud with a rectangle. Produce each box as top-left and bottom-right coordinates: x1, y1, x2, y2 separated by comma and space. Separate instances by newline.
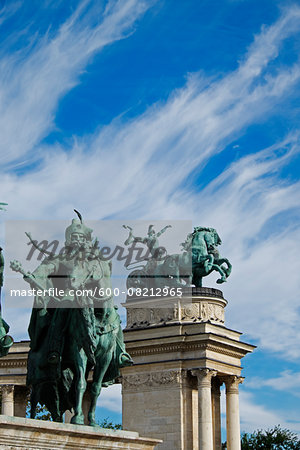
0, 0, 21, 26
195, 136, 300, 357
239, 391, 300, 433
96, 383, 121, 413
247, 370, 300, 396
0, 2, 300, 432
0, 0, 153, 166
2, 5, 300, 218
1, 6, 300, 365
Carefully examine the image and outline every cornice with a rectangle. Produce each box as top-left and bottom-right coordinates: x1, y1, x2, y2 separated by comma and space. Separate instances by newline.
127, 340, 249, 360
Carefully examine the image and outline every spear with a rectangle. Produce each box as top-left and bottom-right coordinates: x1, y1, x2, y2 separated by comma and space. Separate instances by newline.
10, 259, 61, 304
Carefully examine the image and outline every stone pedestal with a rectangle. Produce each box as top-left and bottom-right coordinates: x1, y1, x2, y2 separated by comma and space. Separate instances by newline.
121, 288, 255, 450
0, 415, 162, 449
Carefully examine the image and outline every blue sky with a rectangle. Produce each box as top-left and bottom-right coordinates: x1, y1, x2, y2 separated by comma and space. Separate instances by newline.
1, 0, 300, 436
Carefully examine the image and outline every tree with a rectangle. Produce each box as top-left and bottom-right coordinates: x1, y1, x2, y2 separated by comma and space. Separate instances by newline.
26, 401, 52, 421
98, 417, 122, 430
240, 425, 300, 449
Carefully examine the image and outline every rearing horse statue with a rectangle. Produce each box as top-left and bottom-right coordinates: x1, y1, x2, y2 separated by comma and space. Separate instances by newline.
125, 225, 232, 289
188, 227, 232, 287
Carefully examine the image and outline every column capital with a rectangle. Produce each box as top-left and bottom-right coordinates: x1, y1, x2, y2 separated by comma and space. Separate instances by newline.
191, 368, 217, 387
223, 375, 244, 394
1, 385, 14, 395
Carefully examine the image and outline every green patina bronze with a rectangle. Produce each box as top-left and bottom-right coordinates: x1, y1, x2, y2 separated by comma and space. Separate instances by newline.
124, 225, 232, 289
0, 202, 13, 357
10, 211, 132, 426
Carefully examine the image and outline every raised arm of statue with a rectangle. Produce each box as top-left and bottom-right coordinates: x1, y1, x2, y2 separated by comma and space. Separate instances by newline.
24, 260, 56, 290
123, 224, 144, 246
156, 224, 172, 238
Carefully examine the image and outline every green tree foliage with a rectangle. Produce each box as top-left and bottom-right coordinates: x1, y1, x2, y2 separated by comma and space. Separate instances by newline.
240, 425, 300, 449
26, 401, 52, 421
98, 417, 122, 430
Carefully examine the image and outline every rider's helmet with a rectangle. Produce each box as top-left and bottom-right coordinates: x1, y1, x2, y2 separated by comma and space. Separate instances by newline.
65, 210, 93, 246
147, 224, 155, 236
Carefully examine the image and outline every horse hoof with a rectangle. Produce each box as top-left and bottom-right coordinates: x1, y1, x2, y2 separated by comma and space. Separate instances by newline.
89, 421, 98, 427
88, 413, 97, 427
216, 279, 226, 284
71, 415, 84, 425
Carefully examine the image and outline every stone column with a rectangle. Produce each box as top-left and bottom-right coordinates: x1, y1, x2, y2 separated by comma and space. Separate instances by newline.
14, 386, 30, 418
224, 376, 244, 450
1, 385, 14, 416
211, 377, 223, 450
191, 369, 217, 450
181, 370, 196, 450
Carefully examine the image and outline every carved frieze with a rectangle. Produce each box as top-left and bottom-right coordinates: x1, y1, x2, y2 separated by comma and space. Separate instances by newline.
122, 370, 188, 391
126, 296, 226, 329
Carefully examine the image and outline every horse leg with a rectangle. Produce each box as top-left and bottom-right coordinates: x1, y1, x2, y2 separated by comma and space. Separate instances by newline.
204, 254, 213, 271
71, 350, 88, 425
30, 387, 38, 419
88, 347, 113, 426
171, 266, 182, 287
218, 258, 232, 277
212, 264, 227, 284
48, 384, 63, 422
192, 269, 202, 288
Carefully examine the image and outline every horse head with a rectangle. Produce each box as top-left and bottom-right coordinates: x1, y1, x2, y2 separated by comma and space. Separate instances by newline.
205, 228, 222, 250
210, 229, 222, 246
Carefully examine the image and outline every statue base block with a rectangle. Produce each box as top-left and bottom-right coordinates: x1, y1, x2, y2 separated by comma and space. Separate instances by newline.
0, 415, 161, 449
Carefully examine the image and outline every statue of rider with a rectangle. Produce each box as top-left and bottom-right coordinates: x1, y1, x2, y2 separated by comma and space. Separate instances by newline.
123, 223, 171, 260
24, 213, 131, 392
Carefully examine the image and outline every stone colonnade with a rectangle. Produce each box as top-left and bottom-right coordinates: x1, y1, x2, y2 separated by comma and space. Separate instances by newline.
191, 369, 243, 450
122, 367, 244, 450
0, 385, 29, 417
